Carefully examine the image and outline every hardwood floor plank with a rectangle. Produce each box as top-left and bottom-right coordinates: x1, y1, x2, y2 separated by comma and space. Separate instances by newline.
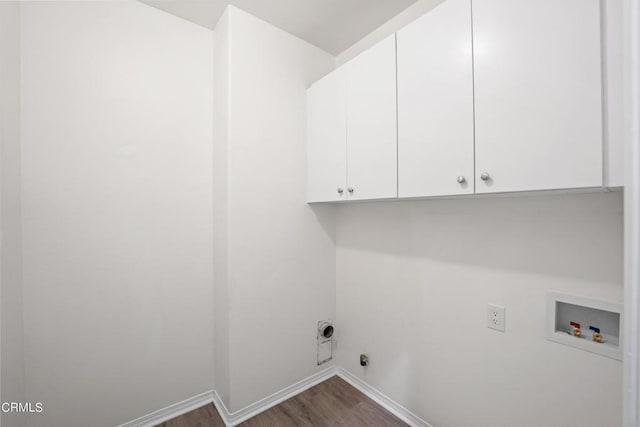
156, 376, 409, 427
156, 403, 225, 427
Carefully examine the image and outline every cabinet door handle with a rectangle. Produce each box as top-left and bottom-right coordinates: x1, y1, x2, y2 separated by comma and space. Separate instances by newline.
480, 172, 491, 181
337, 188, 344, 195
347, 187, 354, 194
457, 176, 466, 184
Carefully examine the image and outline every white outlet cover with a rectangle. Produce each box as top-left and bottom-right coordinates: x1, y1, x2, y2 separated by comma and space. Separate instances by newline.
487, 304, 506, 332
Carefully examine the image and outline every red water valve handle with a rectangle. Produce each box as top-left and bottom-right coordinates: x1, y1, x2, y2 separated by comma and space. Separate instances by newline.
570, 322, 581, 329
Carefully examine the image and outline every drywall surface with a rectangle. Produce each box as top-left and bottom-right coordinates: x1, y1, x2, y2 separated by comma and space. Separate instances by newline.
140, 0, 417, 56
0, 2, 26, 427
623, 0, 640, 423
336, 191, 623, 427
214, 6, 336, 412
213, 7, 231, 410
20, 2, 214, 426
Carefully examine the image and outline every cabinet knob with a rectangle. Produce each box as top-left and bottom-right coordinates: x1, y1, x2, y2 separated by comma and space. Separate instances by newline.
480, 172, 491, 181
337, 188, 344, 195
457, 176, 466, 184
347, 187, 354, 194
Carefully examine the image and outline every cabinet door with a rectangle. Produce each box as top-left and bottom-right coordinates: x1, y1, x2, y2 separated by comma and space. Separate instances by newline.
473, 0, 602, 193
346, 35, 397, 201
397, 0, 474, 198
307, 68, 347, 202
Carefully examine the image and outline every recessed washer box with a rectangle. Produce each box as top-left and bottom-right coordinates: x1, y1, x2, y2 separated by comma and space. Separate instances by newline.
546, 292, 622, 361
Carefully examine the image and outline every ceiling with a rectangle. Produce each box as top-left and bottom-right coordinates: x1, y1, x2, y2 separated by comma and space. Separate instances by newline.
138, 0, 418, 55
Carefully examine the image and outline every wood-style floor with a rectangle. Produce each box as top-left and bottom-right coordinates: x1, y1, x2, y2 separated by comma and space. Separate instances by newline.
157, 376, 408, 427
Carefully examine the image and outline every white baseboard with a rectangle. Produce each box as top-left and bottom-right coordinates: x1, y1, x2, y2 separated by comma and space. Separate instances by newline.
211, 391, 232, 426
117, 390, 214, 427
119, 365, 432, 427
213, 365, 337, 426
336, 367, 432, 427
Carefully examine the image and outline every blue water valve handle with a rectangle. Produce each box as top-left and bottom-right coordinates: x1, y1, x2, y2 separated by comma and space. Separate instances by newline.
589, 326, 600, 333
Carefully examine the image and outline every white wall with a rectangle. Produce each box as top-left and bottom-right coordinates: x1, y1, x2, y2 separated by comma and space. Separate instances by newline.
213, 6, 336, 412
0, 2, 26, 427
20, 2, 214, 426
213, 7, 231, 409
623, 0, 640, 423
336, 192, 623, 426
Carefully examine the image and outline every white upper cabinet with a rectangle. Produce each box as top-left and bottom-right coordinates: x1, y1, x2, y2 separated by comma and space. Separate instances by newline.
346, 35, 398, 201
307, 68, 347, 202
473, 0, 603, 193
397, 0, 474, 198
307, 0, 609, 203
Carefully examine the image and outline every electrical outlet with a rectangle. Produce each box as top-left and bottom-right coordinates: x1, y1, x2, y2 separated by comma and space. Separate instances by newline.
487, 304, 506, 332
